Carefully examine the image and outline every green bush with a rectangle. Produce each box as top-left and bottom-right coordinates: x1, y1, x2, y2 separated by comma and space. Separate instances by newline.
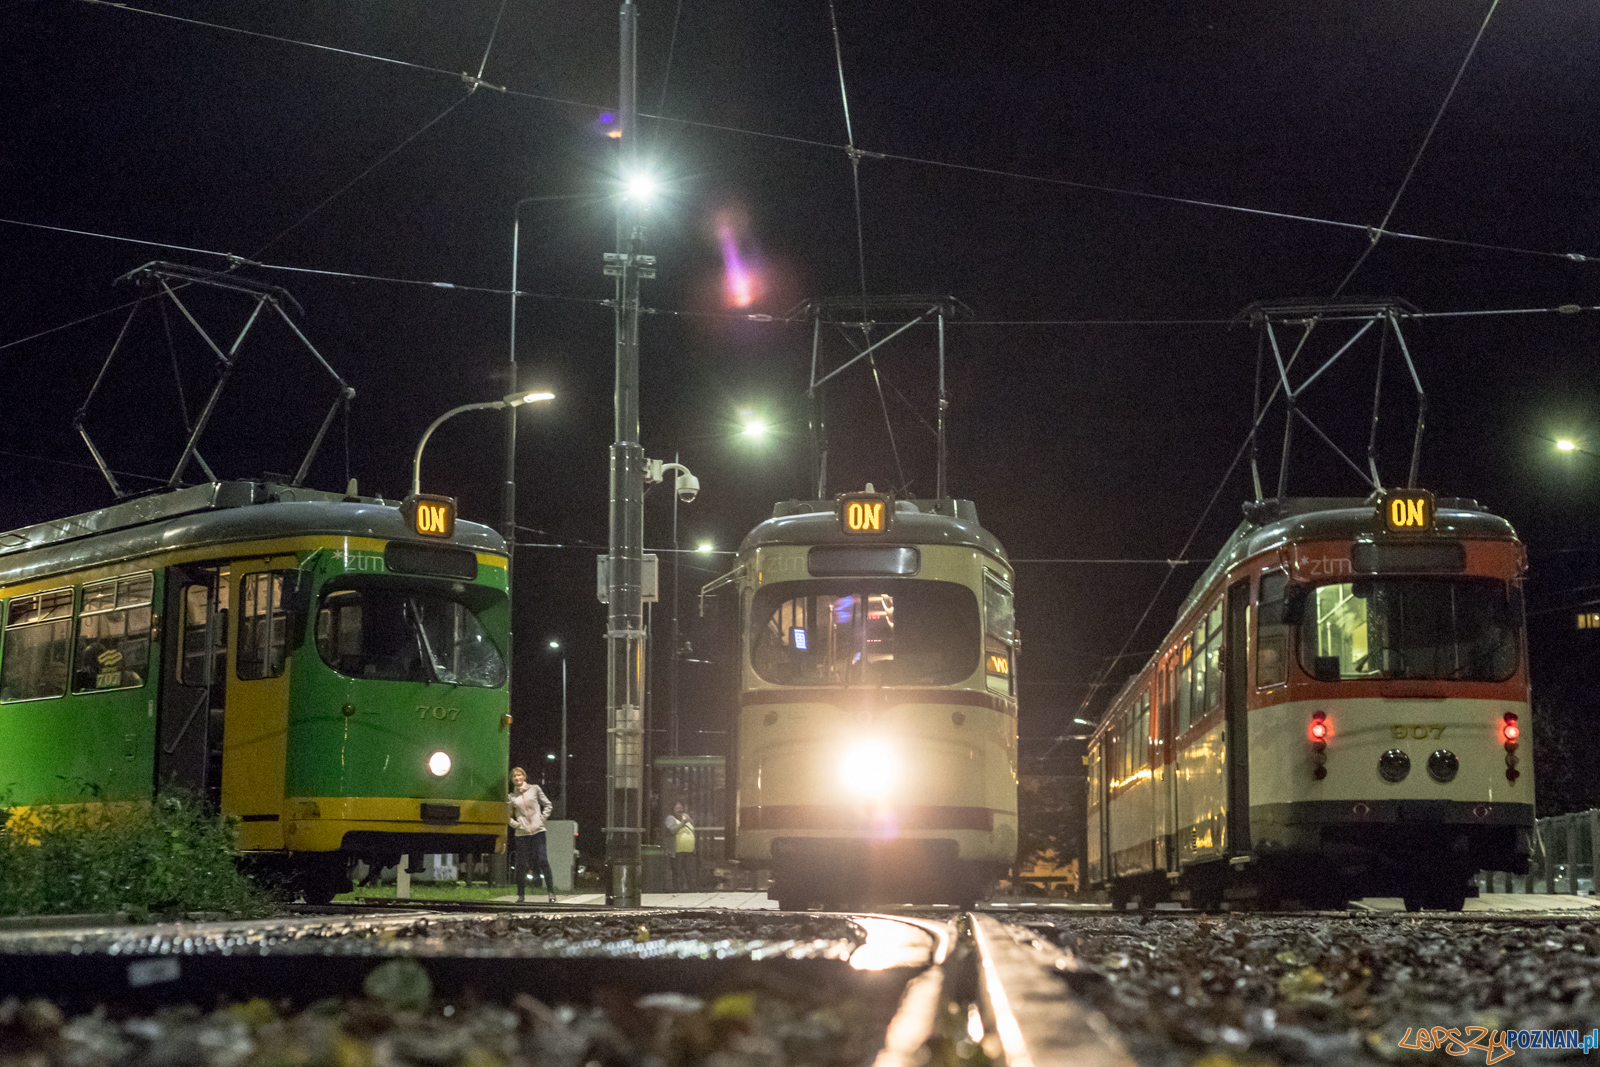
0, 794, 272, 921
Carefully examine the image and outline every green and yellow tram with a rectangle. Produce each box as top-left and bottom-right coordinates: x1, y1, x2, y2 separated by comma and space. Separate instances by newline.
0, 481, 511, 901
729, 489, 1019, 908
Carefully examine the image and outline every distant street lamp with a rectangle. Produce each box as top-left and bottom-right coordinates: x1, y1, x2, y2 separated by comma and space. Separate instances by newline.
1557, 439, 1578, 453
410, 391, 553, 498
548, 638, 569, 819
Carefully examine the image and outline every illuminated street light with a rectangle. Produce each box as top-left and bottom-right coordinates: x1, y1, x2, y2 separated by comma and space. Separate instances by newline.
624, 171, 658, 202
1557, 439, 1578, 452
740, 418, 768, 439
696, 542, 714, 554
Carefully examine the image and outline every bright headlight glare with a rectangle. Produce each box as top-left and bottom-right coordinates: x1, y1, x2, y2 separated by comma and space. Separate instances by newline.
428, 750, 452, 777
839, 740, 897, 798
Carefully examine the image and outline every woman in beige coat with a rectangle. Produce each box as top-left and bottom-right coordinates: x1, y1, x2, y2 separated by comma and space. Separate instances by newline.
508, 767, 555, 902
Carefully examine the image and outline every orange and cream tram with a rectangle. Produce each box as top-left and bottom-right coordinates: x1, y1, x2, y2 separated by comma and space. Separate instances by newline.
726, 490, 1018, 909
1087, 490, 1531, 911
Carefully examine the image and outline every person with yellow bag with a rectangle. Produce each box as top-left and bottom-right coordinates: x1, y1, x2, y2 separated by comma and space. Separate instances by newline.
664, 799, 697, 892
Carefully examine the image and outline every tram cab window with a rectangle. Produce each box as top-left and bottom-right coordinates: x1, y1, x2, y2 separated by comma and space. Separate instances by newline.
73, 572, 153, 692
1300, 578, 1519, 682
1256, 570, 1289, 688
0, 588, 74, 702
316, 586, 507, 688
750, 579, 980, 687
983, 573, 1015, 696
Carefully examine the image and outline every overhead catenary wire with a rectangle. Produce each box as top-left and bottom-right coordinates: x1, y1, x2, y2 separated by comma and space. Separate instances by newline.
825, 0, 907, 495
6, 214, 1600, 355
1332, 0, 1502, 297
65, 0, 1599, 269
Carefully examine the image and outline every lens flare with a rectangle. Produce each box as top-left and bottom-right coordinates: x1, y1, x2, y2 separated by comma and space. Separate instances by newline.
712, 209, 767, 309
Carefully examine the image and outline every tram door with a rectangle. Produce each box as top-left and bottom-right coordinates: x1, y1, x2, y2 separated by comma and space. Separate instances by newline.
158, 564, 230, 809
1223, 579, 1251, 854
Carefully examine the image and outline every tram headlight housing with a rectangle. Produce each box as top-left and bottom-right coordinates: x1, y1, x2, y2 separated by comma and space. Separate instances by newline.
1503, 712, 1521, 780
428, 750, 452, 777
839, 740, 897, 798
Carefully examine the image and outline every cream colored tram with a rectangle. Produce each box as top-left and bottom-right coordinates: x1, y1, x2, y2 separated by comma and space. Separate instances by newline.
730, 491, 1018, 908
1088, 491, 1532, 911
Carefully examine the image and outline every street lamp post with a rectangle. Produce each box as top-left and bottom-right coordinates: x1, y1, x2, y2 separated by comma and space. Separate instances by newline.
410, 391, 554, 498
548, 639, 569, 819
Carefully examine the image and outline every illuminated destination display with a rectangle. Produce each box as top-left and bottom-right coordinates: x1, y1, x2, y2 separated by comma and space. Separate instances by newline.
1382, 490, 1434, 534
403, 494, 457, 539
838, 493, 891, 534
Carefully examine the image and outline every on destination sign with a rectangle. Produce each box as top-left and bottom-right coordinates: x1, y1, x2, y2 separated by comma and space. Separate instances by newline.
403, 494, 457, 539
839, 493, 890, 534
1383, 490, 1434, 534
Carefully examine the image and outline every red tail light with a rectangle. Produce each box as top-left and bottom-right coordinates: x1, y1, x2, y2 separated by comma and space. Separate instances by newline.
1309, 711, 1329, 743
1503, 712, 1520, 744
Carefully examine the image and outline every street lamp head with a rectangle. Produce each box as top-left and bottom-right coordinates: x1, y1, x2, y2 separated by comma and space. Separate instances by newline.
548, 639, 562, 651
696, 542, 714, 554
623, 171, 658, 203
741, 418, 768, 439
505, 390, 555, 407
1556, 438, 1578, 452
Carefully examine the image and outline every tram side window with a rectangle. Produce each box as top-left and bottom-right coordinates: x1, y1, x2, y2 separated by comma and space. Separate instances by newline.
983, 573, 1015, 696
1177, 640, 1194, 732
1, 588, 74, 702
1133, 692, 1150, 772
238, 572, 290, 680
73, 573, 153, 692
178, 575, 229, 686
1256, 570, 1289, 687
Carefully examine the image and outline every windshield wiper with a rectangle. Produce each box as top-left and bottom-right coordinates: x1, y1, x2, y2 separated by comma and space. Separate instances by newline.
405, 598, 455, 685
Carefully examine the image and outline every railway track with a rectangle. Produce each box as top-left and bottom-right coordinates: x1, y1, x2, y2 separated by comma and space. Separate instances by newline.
0, 907, 1133, 1067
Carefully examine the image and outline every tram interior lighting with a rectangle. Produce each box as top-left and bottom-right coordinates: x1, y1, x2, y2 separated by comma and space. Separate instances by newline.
428, 750, 452, 777
840, 740, 898, 798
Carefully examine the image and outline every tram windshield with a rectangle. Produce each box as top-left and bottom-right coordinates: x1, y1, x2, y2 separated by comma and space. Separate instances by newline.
316, 587, 507, 687
750, 579, 980, 687
1299, 578, 1519, 682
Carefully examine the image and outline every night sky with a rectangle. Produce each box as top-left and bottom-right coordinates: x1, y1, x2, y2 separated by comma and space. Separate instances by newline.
5, 0, 1600, 849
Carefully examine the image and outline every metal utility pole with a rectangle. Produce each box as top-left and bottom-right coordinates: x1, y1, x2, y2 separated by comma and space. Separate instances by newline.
602, 0, 650, 907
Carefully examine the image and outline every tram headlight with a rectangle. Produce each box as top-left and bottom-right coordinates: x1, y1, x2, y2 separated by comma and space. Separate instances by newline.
428, 750, 452, 777
839, 740, 897, 798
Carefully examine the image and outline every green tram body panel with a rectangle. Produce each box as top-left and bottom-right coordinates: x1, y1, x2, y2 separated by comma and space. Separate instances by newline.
0, 482, 511, 856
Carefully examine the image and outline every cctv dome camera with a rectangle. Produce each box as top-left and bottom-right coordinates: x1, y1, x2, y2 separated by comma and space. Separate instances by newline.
676, 473, 700, 503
